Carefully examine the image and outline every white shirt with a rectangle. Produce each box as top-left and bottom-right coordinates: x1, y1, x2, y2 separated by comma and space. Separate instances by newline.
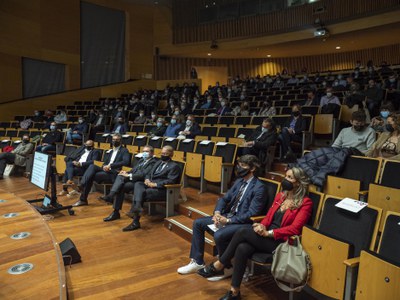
96, 116, 103, 126
109, 147, 120, 165
78, 149, 91, 163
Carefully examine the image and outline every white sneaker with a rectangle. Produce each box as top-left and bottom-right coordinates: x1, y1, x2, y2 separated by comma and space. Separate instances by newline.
58, 190, 68, 196
67, 190, 80, 198
177, 259, 205, 275
207, 267, 233, 281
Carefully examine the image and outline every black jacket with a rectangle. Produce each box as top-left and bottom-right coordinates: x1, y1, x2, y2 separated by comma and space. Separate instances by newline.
129, 157, 157, 182
148, 125, 167, 137
284, 115, 307, 137
146, 159, 181, 188
42, 131, 63, 145
64, 146, 101, 168
246, 127, 278, 164
102, 147, 131, 173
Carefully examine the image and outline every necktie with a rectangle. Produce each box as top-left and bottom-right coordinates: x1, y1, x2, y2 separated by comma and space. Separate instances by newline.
228, 181, 248, 217
154, 162, 166, 175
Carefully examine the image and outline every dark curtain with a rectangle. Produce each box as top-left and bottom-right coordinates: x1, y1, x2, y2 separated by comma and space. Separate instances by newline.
80, 1, 125, 88
22, 58, 65, 98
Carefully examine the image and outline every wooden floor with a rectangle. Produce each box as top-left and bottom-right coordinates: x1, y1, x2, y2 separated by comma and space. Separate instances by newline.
1, 176, 299, 300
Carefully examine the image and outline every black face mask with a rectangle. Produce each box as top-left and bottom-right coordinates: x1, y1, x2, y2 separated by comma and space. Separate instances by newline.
236, 165, 250, 178
292, 111, 300, 117
160, 155, 170, 162
386, 124, 395, 133
112, 141, 121, 147
118, 121, 124, 124
281, 179, 294, 191
353, 125, 365, 132
86, 146, 93, 151
22, 139, 29, 144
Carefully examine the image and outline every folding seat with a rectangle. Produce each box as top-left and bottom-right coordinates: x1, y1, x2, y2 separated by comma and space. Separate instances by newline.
5, 129, 18, 138
144, 125, 156, 134
218, 116, 235, 126
301, 105, 320, 115
302, 196, 382, 300
132, 135, 149, 150
251, 116, 264, 125
280, 106, 292, 115
121, 134, 134, 146
311, 114, 336, 146
204, 116, 219, 125
130, 124, 145, 134
324, 156, 381, 200
273, 100, 290, 107
194, 116, 204, 124
235, 116, 251, 126
17, 130, 30, 137
148, 136, 163, 150
193, 109, 206, 116
202, 142, 237, 193
216, 127, 236, 140
379, 159, 400, 189
201, 126, 218, 139
162, 137, 179, 150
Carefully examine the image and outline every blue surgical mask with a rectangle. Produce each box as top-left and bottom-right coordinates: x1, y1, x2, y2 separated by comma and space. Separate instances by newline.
380, 111, 390, 118
170, 119, 177, 125
142, 152, 149, 159
50, 125, 56, 131
157, 122, 162, 128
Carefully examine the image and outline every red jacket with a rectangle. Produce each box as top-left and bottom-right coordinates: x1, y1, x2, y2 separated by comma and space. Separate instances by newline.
261, 192, 313, 241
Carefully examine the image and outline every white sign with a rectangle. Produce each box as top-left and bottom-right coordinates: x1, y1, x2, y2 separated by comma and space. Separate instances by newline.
31, 152, 50, 190
335, 198, 368, 213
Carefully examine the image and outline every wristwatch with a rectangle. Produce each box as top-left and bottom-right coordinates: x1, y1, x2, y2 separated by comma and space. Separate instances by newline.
226, 218, 231, 224
268, 230, 274, 237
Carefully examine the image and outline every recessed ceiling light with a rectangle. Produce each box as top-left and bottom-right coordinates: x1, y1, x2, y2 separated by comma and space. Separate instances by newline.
207, 53, 212, 56
267, 54, 271, 57
336, 46, 341, 50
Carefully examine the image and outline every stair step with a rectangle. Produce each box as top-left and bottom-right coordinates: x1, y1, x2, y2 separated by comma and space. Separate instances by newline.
164, 215, 216, 256
178, 204, 214, 220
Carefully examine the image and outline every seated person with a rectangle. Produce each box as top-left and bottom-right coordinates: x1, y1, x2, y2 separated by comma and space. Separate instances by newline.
89, 111, 107, 139
32, 110, 45, 123
164, 114, 182, 138
54, 110, 67, 124
177, 115, 202, 139
370, 102, 394, 133
102, 145, 158, 222
0, 134, 34, 179
148, 117, 167, 137
122, 145, 180, 232
304, 90, 319, 106
178, 155, 268, 280
332, 110, 376, 154
243, 118, 278, 166
216, 100, 232, 116
72, 134, 130, 207
59, 140, 101, 196
366, 113, 400, 160
277, 105, 306, 160
133, 110, 147, 124
111, 117, 128, 134
198, 167, 312, 300
320, 87, 341, 114
36, 122, 64, 154
146, 112, 158, 125
200, 96, 214, 109
258, 101, 276, 117
66, 117, 88, 144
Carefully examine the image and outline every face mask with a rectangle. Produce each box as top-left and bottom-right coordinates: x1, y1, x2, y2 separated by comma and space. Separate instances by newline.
386, 124, 395, 133
118, 120, 124, 124
389, 78, 396, 83
157, 122, 162, 127
338, 75, 343, 79
261, 127, 268, 132
142, 152, 149, 159
186, 120, 192, 126
194, 100, 198, 104
174, 111, 180, 116
112, 141, 121, 147
151, 115, 156, 118
292, 111, 300, 117
380, 111, 390, 118
220, 102, 226, 107
99, 114, 104, 118
353, 125, 365, 132
86, 146, 93, 151
235, 165, 250, 178
207, 99, 212, 103
78, 119, 83, 124
181, 106, 186, 110
281, 179, 294, 191
23, 139, 29, 144
326, 92, 332, 97
160, 155, 170, 162
35, 112, 40, 116
240, 95, 245, 100
50, 125, 56, 131
139, 113, 144, 117
170, 119, 177, 125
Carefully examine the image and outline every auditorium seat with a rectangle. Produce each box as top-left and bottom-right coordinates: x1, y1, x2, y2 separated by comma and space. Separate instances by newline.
379, 159, 400, 189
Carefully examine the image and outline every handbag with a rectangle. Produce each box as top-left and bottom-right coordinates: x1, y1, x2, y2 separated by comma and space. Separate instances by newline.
271, 236, 311, 292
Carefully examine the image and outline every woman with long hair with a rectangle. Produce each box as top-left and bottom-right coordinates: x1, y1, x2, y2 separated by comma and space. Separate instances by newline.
198, 167, 313, 300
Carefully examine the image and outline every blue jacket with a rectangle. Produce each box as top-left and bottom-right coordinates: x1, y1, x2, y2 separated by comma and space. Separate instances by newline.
215, 177, 268, 224
112, 123, 129, 134
164, 123, 181, 138
71, 122, 88, 135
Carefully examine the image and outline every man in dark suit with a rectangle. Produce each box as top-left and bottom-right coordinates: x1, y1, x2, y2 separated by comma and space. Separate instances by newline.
36, 122, 64, 154
111, 117, 128, 134
89, 111, 108, 139
243, 118, 278, 166
122, 145, 181, 232
216, 100, 232, 116
177, 155, 267, 280
102, 145, 158, 222
72, 134, 130, 206
278, 104, 306, 161
59, 140, 101, 196
147, 117, 167, 137
177, 115, 202, 139
66, 117, 89, 144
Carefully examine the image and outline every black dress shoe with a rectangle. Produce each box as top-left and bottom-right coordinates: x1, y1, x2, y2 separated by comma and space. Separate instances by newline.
197, 263, 224, 278
72, 200, 88, 207
122, 220, 141, 232
103, 211, 120, 222
98, 195, 113, 204
219, 291, 241, 300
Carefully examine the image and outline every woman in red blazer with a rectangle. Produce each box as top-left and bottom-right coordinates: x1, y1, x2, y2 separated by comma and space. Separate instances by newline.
198, 167, 312, 300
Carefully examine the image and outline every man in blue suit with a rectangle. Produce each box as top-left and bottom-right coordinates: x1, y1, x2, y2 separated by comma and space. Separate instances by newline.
72, 133, 131, 207
177, 155, 268, 281
66, 117, 89, 144
111, 117, 128, 134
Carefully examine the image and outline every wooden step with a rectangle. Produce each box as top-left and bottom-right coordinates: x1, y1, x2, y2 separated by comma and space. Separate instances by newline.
164, 215, 216, 256
178, 204, 214, 220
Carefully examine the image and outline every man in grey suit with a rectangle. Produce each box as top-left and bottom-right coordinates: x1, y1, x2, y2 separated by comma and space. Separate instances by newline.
122, 145, 181, 232
177, 155, 268, 281
0, 134, 34, 179
102, 145, 158, 222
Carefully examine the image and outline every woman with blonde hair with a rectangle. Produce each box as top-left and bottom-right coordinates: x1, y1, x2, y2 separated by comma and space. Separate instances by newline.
366, 113, 400, 160
198, 167, 313, 300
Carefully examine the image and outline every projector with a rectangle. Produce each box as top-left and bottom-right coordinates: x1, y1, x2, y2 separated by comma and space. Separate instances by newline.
314, 28, 329, 37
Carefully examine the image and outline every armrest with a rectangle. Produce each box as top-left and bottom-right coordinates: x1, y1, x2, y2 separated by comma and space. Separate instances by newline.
165, 184, 182, 189
221, 163, 234, 167
343, 257, 360, 268
251, 215, 264, 222
357, 190, 368, 196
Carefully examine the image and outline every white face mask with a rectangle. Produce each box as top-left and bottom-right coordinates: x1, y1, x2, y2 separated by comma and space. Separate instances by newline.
326, 92, 333, 97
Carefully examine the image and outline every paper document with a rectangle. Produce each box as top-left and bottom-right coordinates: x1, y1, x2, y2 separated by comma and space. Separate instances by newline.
237, 134, 245, 139
216, 142, 228, 146
335, 198, 368, 213
207, 224, 219, 232
200, 140, 211, 145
